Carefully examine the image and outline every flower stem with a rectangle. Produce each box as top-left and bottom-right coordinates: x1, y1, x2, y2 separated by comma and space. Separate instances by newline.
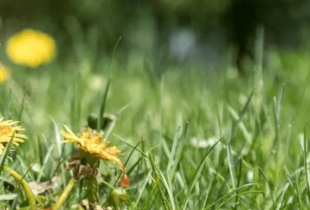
3, 165, 36, 210
52, 178, 75, 210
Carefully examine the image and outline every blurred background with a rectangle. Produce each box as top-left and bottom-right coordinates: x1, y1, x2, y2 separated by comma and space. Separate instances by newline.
1, 0, 310, 72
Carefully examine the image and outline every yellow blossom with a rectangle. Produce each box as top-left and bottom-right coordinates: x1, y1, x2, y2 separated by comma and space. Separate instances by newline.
0, 65, 10, 83
60, 125, 130, 187
0, 118, 27, 155
6, 29, 56, 68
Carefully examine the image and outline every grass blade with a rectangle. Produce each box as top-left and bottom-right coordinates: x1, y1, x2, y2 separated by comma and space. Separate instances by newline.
109, 36, 122, 71
155, 164, 176, 210
143, 175, 161, 210
202, 173, 215, 209
229, 89, 255, 142
37, 145, 54, 182
113, 134, 148, 158
127, 156, 143, 176
295, 173, 305, 210
0, 131, 15, 174
214, 191, 265, 210
0, 194, 17, 200
158, 75, 165, 166
230, 89, 255, 143
182, 136, 224, 209
135, 170, 152, 207
7, 88, 12, 120
276, 84, 285, 123
304, 123, 310, 200
258, 167, 275, 208
170, 121, 188, 183
167, 126, 181, 183
205, 183, 257, 209
97, 77, 111, 131
234, 156, 243, 210
114, 140, 143, 185
18, 93, 26, 121
148, 154, 170, 210
227, 105, 251, 144
105, 102, 132, 139
226, 142, 237, 191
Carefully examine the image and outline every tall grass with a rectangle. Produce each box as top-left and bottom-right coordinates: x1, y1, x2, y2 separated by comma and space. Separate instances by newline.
1, 30, 310, 209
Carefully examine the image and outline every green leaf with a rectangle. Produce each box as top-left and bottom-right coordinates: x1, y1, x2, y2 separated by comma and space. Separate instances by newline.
97, 78, 111, 131
0, 194, 17, 200
0, 131, 15, 174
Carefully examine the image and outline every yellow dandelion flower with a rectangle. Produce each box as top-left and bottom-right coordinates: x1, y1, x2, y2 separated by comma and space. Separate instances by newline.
6, 29, 56, 68
0, 118, 27, 155
0, 65, 10, 83
60, 125, 130, 187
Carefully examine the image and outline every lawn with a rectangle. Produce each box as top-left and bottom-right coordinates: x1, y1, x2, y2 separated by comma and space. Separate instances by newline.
1, 33, 310, 210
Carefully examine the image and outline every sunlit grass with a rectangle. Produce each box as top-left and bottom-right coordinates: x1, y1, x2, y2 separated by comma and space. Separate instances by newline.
1, 38, 310, 209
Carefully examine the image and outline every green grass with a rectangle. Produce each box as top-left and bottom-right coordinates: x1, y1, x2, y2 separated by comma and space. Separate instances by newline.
2, 38, 310, 209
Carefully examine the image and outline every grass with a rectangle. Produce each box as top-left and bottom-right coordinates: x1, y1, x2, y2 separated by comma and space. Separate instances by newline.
2, 34, 310, 209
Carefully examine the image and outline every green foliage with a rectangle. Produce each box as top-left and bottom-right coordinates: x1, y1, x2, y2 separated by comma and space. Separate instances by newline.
2, 32, 310, 209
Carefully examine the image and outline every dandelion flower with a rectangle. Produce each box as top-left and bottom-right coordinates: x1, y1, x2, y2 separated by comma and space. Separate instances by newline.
60, 125, 130, 187
0, 118, 27, 155
6, 29, 56, 68
0, 65, 10, 83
